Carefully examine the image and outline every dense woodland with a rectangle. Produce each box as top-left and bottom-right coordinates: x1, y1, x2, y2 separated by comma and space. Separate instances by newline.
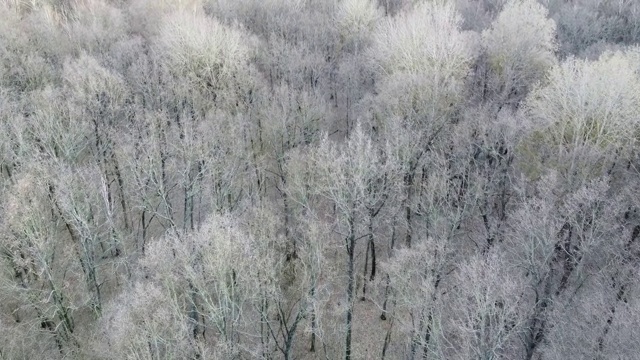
1, 0, 640, 358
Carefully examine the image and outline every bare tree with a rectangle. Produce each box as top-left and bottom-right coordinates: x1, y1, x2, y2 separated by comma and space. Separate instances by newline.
477, 0, 557, 108
312, 124, 383, 360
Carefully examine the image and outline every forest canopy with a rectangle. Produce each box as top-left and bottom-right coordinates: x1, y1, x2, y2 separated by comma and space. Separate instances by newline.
1, 0, 640, 359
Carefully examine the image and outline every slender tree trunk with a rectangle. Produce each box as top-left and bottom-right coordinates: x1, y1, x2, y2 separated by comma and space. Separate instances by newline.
345, 214, 356, 360
381, 217, 398, 320
404, 171, 414, 247
283, 309, 304, 360
282, 176, 296, 259
422, 310, 434, 359
362, 214, 377, 300
183, 168, 194, 231
260, 295, 269, 359
369, 235, 376, 282
140, 209, 147, 254
110, 150, 130, 231
361, 238, 370, 301
381, 317, 394, 359
310, 282, 317, 352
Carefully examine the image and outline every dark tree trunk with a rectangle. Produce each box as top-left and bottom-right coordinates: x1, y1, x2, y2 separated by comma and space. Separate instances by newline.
345, 214, 356, 360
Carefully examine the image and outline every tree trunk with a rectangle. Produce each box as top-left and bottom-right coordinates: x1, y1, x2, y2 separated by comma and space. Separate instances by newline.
361, 215, 377, 300
345, 214, 356, 360
310, 283, 317, 352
